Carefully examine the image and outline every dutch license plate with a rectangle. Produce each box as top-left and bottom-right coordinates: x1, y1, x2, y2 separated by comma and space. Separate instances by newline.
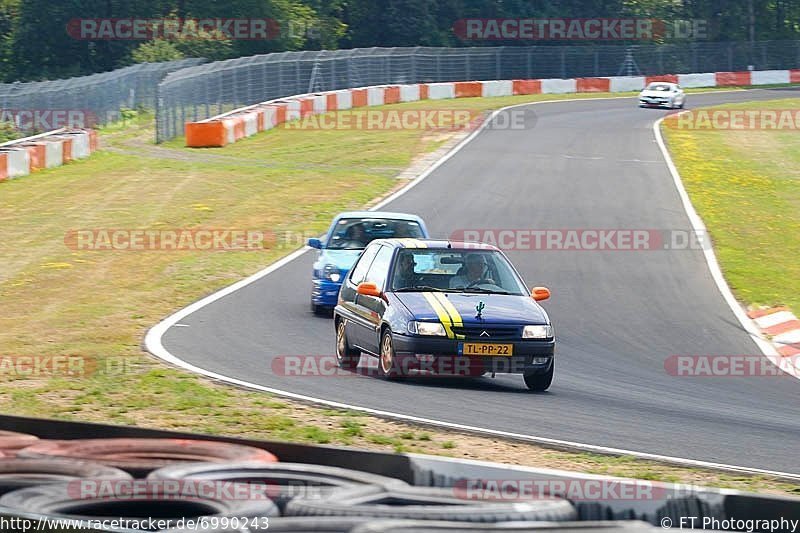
460, 343, 513, 356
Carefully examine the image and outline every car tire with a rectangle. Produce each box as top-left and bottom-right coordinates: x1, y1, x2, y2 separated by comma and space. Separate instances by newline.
0, 481, 279, 527
378, 330, 406, 380
312, 301, 325, 315
0, 458, 132, 496
17, 438, 278, 477
336, 318, 361, 370
524, 362, 554, 392
285, 485, 577, 522
0, 430, 39, 455
148, 461, 408, 513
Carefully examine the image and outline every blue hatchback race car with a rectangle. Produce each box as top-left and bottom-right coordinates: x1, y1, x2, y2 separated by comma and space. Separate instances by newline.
333, 239, 555, 391
308, 212, 429, 314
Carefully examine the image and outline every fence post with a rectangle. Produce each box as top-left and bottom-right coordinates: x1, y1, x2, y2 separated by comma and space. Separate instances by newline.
527, 47, 532, 78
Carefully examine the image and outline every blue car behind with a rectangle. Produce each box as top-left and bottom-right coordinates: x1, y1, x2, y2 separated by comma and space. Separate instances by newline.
308, 212, 429, 314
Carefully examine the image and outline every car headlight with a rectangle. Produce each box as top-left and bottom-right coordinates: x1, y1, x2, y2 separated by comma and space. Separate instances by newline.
522, 325, 553, 339
323, 264, 341, 283
408, 321, 447, 337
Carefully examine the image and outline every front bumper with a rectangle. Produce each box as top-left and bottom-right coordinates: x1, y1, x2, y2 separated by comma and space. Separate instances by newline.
311, 278, 342, 308
392, 334, 555, 376
640, 98, 670, 107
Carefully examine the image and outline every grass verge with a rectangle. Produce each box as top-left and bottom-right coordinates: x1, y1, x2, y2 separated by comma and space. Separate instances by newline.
662, 99, 800, 311
0, 90, 797, 496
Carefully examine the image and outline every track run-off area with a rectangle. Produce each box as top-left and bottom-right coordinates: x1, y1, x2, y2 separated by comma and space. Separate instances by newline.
148, 88, 800, 477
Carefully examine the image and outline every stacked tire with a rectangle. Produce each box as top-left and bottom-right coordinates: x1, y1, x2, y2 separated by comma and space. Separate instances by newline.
0, 435, 675, 533
0, 437, 281, 531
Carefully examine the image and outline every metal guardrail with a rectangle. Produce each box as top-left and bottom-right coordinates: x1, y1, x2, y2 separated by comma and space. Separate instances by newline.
155, 41, 800, 142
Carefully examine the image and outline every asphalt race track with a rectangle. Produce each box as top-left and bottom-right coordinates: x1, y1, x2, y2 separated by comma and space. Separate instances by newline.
157, 88, 800, 474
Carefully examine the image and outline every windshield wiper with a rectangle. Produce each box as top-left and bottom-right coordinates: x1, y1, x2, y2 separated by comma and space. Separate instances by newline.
457, 287, 513, 295
394, 286, 450, 292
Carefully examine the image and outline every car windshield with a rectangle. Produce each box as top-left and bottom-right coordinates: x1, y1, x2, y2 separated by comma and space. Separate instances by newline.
391, 249, 528, 295
646, 83, 673, 91
326, 218, 424, 250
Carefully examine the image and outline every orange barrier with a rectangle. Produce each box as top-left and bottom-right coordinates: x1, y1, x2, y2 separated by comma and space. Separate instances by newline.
383, 86, 401, 105
60, 138, 73, 163
715, 71, 751, 86
232, 118, 246, 141
454, 82, 482, 98
299, 98, 314, 117
351, 89, 368, 108
186, 122, 228, 148
88, 130, 99, 152
513, 80, 542, 95
0, 153, 7, 181
576, 78, 611, 92
23, 144, 45, 171
419, 84, 429, 100
326, 93, 338, 111
791, 70, 800, 84
646, 75, 678, 85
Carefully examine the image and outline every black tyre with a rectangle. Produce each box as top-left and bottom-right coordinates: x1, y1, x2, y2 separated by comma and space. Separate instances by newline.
0, 458, 132, 496
0, 430, 39, 454
524, 362, 554, 392
335, 318, 361, 370
17, 438, 278, 477
0, 481, 278, 529
284, 485, 577, 523
378, 330, 406, 380
147, 461, 408, 512
349, 519, 658, 532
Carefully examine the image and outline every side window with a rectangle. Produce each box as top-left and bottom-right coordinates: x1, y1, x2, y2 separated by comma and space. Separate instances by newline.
349, 244, 380, 285
365, 246, 394, 290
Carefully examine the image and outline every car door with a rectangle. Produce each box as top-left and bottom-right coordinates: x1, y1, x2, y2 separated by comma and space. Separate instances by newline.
340, 243, 380, 348
357, 245, 394, 353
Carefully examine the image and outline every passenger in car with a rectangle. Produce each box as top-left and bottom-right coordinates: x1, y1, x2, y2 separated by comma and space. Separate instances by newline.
393, 252, 418, 289
450, 254, 495, 288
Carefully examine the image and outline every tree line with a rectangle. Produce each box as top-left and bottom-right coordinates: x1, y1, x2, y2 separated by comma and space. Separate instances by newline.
1, 0, 798, 82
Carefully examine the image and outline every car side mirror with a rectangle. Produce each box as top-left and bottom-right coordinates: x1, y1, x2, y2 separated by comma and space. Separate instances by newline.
357, 282, 382, 297
308, 238, 322, 249
531, 287, 551, 301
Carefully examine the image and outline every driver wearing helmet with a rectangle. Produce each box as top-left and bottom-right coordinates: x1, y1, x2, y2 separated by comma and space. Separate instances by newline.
450, 253, 494, 289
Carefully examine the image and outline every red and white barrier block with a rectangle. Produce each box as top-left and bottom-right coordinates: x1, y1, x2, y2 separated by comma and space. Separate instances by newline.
185, 68, 800, 148
748, 307, 800, 362
0, 128, 96, 182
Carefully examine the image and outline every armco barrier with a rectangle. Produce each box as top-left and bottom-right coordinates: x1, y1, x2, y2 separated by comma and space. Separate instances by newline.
0, 128, 97, 182
184, 68, 800, 148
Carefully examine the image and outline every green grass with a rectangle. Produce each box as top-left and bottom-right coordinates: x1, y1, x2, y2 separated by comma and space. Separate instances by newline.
662, 99, 800, 311
0, 89, 797, 495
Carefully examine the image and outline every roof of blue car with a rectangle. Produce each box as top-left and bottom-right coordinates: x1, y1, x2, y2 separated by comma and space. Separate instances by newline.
378, 239, 499, 251
333, 211, 425, 222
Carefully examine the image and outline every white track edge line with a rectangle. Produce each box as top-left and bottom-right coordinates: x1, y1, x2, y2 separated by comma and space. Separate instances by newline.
145, 90, 800, 481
